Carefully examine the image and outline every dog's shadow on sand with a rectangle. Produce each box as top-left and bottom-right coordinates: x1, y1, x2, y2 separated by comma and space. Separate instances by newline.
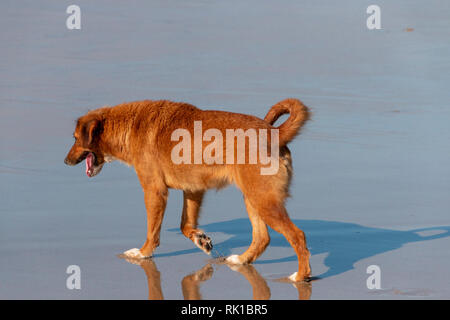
159, 219, 450, 279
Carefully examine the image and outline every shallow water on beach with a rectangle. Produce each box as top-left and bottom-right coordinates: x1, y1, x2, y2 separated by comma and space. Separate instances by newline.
1, 0, 450, 299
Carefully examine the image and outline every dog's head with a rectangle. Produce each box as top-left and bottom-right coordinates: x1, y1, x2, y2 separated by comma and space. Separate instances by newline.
64, 113, 106, 177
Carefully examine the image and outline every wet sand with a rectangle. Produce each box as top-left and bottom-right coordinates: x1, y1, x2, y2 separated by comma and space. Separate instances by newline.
1, 0, 450, 299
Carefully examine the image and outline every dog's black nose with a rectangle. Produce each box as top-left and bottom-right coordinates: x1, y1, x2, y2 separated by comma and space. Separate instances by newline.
64, 157, 71, 165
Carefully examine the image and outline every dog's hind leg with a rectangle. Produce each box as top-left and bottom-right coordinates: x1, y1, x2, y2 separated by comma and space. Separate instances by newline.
226, 196, 270, 264
229, 194, 311, 281
258, 199, 311, 282
180, 190, 213, 254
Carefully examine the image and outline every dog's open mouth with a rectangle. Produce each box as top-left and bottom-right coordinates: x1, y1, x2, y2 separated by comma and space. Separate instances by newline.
85, 152, 97, 177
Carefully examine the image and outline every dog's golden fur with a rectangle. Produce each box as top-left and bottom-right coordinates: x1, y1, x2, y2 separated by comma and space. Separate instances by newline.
65, 98, 311, 281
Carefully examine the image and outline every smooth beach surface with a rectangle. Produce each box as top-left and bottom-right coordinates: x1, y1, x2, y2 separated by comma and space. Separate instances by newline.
1, 0, 449, 299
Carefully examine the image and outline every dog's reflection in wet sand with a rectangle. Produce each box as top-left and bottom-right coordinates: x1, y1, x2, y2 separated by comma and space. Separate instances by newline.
226, 263, 271, 300
181, 263, 214, 300
120, 256, 311, 300
121, 257, 165, 299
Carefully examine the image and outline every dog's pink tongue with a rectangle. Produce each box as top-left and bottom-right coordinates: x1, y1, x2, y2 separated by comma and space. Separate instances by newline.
85, 153, 94, 177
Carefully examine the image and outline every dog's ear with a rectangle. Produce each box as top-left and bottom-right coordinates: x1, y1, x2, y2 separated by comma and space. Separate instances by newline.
83, 119, 102, 146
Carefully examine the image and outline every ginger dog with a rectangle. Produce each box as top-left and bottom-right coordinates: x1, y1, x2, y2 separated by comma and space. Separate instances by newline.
64, 99, 311, 281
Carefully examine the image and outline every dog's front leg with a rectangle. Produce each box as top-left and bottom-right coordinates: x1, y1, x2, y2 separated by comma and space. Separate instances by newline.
123, 184, 168, 259
180, 190, 213, 255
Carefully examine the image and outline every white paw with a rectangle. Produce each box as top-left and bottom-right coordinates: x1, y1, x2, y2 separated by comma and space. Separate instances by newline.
226, 254, 243, 265
288, 272, 298, 282
123, 248, 145, 259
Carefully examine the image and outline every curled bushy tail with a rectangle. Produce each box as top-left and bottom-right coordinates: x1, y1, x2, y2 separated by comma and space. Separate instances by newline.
264, 98, 310, 146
